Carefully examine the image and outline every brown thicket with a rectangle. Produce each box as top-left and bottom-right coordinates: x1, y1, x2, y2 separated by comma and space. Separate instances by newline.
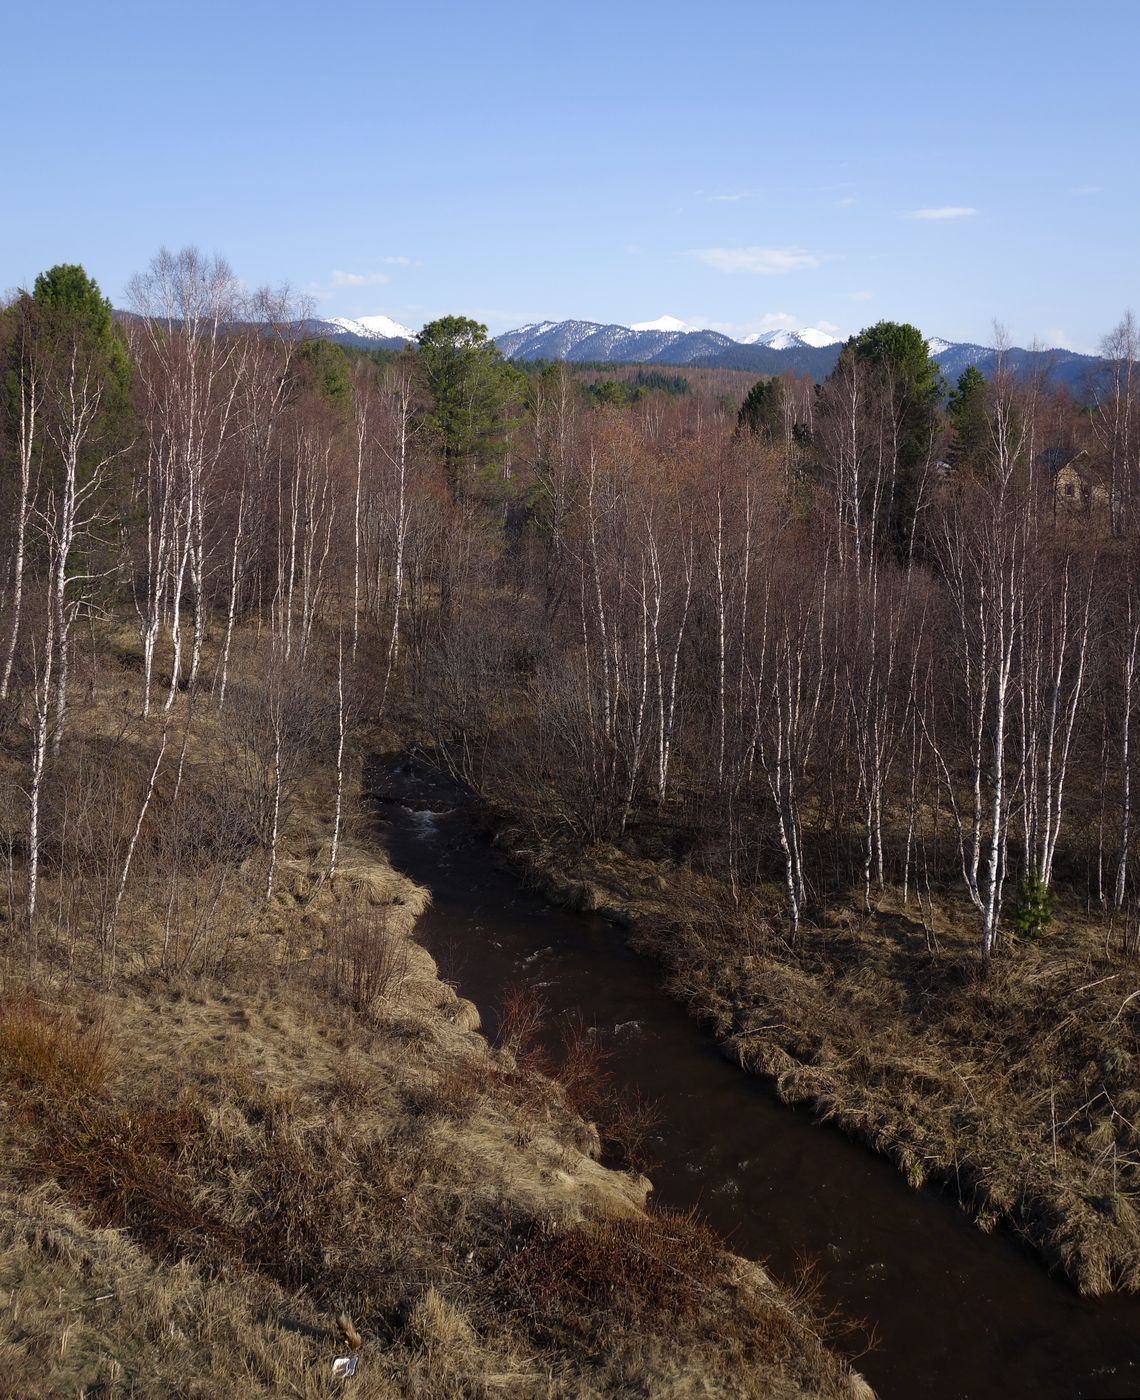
1, 250, 1136, 999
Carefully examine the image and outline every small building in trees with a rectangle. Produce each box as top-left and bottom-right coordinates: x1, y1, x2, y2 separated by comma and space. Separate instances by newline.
1036, 447, 1108, 513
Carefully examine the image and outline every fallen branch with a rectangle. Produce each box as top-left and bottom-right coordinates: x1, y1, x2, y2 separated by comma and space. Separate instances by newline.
1108, 987, 1140, 1027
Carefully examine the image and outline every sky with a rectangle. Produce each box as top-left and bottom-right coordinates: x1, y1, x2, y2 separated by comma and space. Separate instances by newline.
2, 0, 1137, 352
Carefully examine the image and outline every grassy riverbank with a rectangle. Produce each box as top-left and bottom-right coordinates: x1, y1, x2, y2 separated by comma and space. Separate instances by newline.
498, 823, 1140, 1297
0, 669, 869, 1399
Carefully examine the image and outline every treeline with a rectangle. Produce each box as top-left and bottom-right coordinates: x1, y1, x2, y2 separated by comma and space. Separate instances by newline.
586, 369, 692, 405
2, 247, 1139, 971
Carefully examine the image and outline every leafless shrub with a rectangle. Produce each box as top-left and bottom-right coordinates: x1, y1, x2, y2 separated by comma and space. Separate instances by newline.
224, 669, 336, 846
555, 1012, 611, 1118
491, 990, 659, 1170
495, 1207, 721, 1341
494, 982, 548, 1069
322, 901, 407, 1013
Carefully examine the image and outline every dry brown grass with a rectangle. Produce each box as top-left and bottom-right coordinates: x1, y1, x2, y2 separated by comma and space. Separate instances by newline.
0, 961, 865, 1399
491, 1207, 863, 1399
0, 627, 870, 1398
0, 991, 111, 1104
699, 905, 1140, 1296
0, 1184, 395, 1400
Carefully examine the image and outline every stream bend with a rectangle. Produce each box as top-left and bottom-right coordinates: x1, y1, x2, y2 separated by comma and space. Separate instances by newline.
371, 755, 1140, 1400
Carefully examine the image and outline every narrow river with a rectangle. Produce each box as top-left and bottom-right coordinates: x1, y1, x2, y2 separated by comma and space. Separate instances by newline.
371, 756, 1140, 1400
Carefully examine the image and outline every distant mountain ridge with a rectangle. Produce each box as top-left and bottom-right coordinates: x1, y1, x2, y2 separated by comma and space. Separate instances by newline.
293, 312, 1104, 392
490, 318, 1103, 391
922, 338, 1098, 389
490, 319, 856, 376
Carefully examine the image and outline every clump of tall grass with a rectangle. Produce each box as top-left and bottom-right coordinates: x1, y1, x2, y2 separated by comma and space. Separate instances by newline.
0, 991, 111, 1103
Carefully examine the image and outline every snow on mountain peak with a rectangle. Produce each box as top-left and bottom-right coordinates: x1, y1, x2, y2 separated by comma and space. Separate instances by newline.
795, 327, 842, 348
926, 337, 953, 355
631, 315, 695, 333
738, 327, 841, 349
327, 314, 416, 342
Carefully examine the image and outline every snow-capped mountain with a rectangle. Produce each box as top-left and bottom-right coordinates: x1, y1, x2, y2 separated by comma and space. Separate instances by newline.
323, 314, 416, 343
923, 338, 1099, 390
739, 327, 842, 350
490, 318, 1101, 390
494, 319, 739, 366
292, 311, 1102, 394
630, 314, 698, 333
494, 319, 841, 373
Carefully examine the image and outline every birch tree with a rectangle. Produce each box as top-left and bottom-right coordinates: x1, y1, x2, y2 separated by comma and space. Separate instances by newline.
931, 358, 1035, 958
1092, 312, 1138, 535
127, 248, 245, 710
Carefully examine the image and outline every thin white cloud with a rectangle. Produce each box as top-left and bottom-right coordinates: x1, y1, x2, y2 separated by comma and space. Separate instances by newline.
834, 197, 856, 209
1043, 327, 1076, 351
330, 269, 391, 288
1070, 183, 1103, 195
462, 307, 552, 332
745, 312, 797, 332
845, 290, 873, 302
690, 245, 822, 275
306, 261, 421, 303
699, 313, 790, 337
708, 192, 747, 203
905, 206, 977, 221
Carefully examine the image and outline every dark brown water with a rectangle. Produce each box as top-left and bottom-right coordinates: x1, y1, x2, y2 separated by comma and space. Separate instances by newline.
370, 756, 1140, 1400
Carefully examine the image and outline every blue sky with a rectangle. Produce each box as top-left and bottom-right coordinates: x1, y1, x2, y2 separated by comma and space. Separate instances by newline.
3, 0, 1137, 350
